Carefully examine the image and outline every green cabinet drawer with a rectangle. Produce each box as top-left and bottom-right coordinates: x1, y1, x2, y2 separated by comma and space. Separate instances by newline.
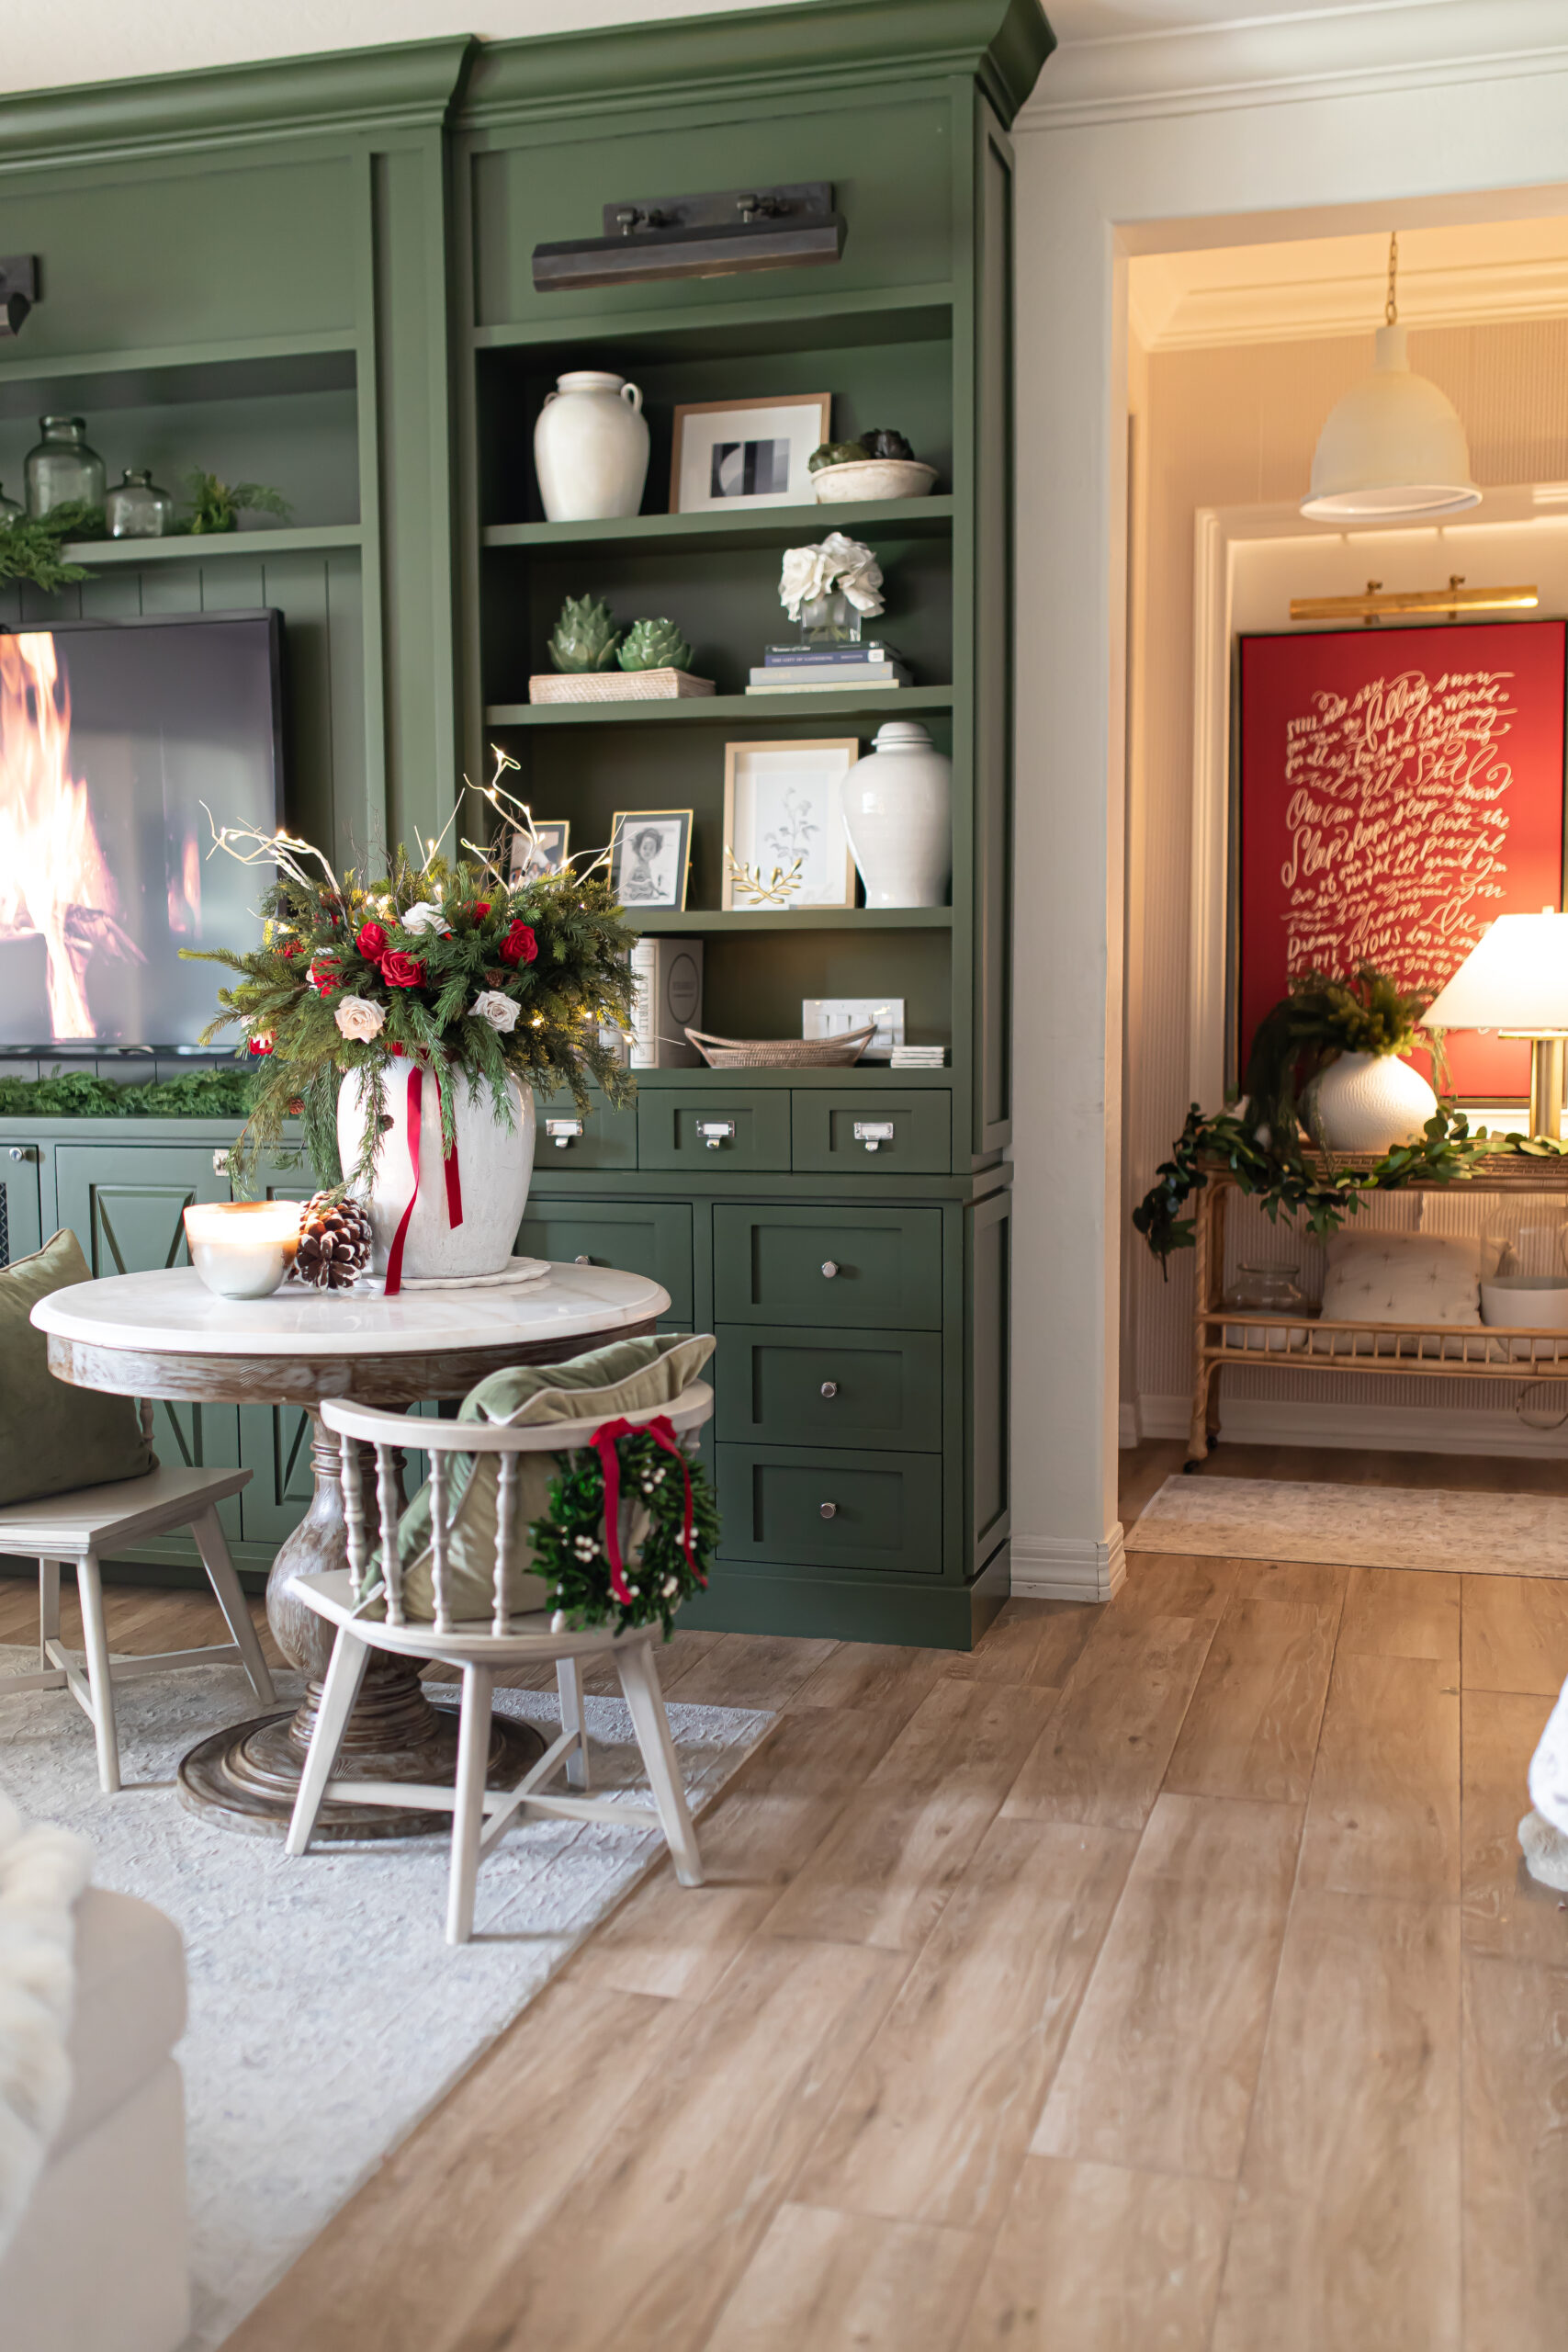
637, 1090, 791, 1174
791, 1091, 952, 1176
520, 1196, 694, 1323
0, 1148, 42, 1266
714, 1204, 942, 1330
716, 1324, 942, 1453
716, 1442, 942, 1576
536, 1087, 638, 1172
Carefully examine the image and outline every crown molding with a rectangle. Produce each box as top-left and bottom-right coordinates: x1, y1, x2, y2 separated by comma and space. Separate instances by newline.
1142, 249, 1568, 350
1019, 0, 1568, 130
461, 0, 1054, 134
0, 37, 477, 172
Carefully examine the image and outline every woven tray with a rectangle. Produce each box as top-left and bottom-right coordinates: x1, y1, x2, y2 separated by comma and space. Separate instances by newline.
684, 1023, 875, 1069
528, 669, 716, 703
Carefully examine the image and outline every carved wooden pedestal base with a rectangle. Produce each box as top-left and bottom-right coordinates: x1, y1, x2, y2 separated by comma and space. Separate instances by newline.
178, 1412, 544, 1838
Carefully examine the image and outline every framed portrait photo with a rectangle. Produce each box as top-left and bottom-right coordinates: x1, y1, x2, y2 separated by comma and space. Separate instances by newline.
609, 809, 693, 910
671, 394, 830, 514
509, 820, 570, 883
723, 738, 857, 909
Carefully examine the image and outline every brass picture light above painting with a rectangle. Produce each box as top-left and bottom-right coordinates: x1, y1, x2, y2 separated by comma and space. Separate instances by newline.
532, 184, 846, 295
1235, 617, 1568, 1105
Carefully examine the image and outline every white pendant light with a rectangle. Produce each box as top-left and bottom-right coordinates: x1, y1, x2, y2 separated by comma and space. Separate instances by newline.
1302, 234, 1480, 522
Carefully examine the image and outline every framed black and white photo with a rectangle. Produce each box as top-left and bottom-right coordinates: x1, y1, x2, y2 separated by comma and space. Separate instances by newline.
722, 739, 857, 909
609, 808, 693, 910
509, 820, 570, 883
670, 394, 831, 514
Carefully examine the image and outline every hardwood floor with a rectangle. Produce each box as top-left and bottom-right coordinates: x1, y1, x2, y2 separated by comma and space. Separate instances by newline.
5, 1439, 1568, 2350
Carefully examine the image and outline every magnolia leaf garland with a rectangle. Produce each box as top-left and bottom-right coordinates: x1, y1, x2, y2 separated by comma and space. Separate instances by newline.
529, 1429, 720, 1637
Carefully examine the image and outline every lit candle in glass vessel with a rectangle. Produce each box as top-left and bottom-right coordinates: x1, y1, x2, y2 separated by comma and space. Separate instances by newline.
183, 1202, 301, 1299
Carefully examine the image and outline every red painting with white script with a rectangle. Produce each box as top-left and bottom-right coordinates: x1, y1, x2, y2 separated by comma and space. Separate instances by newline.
1237, 620, 1567, 1102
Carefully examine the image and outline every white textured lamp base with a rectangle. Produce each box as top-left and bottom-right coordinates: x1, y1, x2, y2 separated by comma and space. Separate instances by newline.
1518, 1807, 1568, 1890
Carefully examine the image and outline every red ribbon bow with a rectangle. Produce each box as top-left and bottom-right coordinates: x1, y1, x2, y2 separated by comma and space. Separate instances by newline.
589, 1413, 703, 1606
382, 1065, 465, 1296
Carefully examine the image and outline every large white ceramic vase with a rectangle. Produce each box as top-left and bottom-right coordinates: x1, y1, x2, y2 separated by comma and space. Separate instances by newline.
841, 719, 953, 908
533, 371, 649, 522
1311, 1050, 1438, 1152
338, 1068, 536, 1281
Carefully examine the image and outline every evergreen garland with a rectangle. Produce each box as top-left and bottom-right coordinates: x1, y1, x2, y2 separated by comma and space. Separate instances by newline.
529, 1429, 720, 1638
0, 1067, 256, 1119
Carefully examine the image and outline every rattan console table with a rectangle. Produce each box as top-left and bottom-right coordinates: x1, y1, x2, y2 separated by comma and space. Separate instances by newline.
1187, 1155, 1568, 1464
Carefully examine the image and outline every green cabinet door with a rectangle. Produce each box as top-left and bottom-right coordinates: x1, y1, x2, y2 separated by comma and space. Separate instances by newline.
53, 1145, 243, 1532
637, 1090, 792, 1175
715, 1324, 943, 1452
713, 1204, 943, 1330
0, 1146, 42, 1267
716, 1442, 943, 1575
536, 1087, 638, 1171
790, 1091, 953, 1176
520, 1196, 694, 1324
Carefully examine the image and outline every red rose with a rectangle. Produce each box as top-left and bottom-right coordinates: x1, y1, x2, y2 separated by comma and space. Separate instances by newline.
499, 921, 538, 967
472, 902, 491, 920
356, 922, 388, 960
389, 1042, 406, 1057
279, 940, 301, 959
248, 1033, 275, 1056
380, 950, 425, 989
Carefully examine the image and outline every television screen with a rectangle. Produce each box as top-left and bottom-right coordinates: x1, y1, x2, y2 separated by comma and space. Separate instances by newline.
0, 611, 284, 1050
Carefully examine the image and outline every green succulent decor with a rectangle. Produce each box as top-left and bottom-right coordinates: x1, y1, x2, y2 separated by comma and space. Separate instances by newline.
547, 594, 622, 673
808, 441, 868, 472
178, 471, 293, 535
618, 616, 692, 673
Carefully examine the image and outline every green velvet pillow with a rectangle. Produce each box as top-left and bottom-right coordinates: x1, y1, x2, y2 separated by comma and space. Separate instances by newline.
379, 1332, 716, 1623
0, 1231, 156, 1508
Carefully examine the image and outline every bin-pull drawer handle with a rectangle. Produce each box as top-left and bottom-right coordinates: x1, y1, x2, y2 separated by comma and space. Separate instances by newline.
819, 1501, 838, 1520
547, 1118, 584, 1149
697, 1120, 736, 1150
820, 1380, 839, 1398
821, 1260, 839, 1279
853, 1121, 895, 1152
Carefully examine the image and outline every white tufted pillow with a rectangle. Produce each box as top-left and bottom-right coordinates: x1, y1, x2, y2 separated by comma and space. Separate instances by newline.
1315, 1231, 1483, 1356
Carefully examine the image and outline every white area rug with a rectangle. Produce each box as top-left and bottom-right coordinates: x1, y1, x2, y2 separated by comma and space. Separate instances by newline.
0, 1653, 770, 2349
1129, 1475, 1568, 1577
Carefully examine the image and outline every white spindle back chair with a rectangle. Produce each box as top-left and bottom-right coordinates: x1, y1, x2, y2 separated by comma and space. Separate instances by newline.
286, 1382, 715, 1943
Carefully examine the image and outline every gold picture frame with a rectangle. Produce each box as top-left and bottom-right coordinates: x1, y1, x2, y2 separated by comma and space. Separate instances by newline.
721, 739, 858, 910
670, 393, 831, 514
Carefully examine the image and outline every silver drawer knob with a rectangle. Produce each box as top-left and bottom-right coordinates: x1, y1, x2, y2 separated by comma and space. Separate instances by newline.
7, 1148, 23, 1163
821, 1260, 839, 1279
575, 1254, 592, 1265
820, 1380, 838, 1398
819, 1501, 837, 1520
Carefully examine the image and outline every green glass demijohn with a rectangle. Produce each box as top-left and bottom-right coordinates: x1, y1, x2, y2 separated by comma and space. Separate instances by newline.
25, 416, 107, 518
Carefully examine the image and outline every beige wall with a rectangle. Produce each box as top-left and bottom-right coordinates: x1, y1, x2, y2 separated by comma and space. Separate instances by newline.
1124, 314, 1568, 1447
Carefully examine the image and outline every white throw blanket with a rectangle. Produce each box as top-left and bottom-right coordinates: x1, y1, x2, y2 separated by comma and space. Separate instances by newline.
0, 1791, 93, 2264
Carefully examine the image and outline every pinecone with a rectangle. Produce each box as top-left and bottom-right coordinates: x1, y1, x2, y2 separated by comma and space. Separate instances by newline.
291, 1193, 374, 1290
618, 616, 692, 673
547, 594, 621, 673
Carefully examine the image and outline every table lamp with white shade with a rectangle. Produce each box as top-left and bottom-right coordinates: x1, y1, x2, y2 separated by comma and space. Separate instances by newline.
1423, 909, 1568, 1139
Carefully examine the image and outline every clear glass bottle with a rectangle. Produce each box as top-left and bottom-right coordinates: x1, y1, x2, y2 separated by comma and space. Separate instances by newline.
0, 481, 20, 523
106, 468, 175, 539
1222, 1263, 1312, 1352
796, 589, 862, 646
24, 416, 107, 518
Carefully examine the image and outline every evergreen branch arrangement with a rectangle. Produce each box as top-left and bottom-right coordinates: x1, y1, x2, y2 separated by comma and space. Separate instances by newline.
181, 748, 637, 1192
1239, 965, 1445, 1159
528, 1427, 720, 1637
0, 502, 102, 593
0, 1067, 256, 1120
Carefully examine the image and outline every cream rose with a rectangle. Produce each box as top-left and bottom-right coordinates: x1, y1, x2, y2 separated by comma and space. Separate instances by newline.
399, 900, 450, 936
470, 989, 520, 1033
333, 994, 387, 1042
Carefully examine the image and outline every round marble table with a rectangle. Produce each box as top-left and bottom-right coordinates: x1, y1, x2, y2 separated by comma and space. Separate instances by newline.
31, 1262, 670, 1838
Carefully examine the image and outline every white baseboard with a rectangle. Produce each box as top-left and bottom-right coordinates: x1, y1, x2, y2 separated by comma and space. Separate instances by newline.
1137, 1391, 1568, 1459
1012, 1524, 1128, 1603
1118, 1400, 1143, 1450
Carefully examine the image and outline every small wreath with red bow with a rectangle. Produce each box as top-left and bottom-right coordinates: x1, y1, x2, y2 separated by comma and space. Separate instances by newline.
528, 1418, 720, 1636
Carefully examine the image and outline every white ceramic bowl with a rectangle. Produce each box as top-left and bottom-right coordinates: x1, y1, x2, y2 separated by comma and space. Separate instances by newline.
812, 458, 939, 503
1481, 1274, 1568, 1329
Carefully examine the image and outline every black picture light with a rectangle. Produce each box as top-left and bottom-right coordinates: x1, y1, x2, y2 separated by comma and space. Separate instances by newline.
0, 257, 38, 336
533, 184, 844, 293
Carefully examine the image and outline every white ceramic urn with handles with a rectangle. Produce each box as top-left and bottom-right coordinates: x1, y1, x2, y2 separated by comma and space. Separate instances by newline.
841, 720, 953, 908
534, 370, 649, 522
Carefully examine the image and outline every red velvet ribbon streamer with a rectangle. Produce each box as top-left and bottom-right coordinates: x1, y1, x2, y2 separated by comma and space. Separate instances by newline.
589, 1412, 704, 1604
382, 1066, 465, 1297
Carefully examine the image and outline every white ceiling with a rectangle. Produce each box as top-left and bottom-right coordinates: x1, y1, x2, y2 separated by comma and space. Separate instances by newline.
1044, 0, 1450, 37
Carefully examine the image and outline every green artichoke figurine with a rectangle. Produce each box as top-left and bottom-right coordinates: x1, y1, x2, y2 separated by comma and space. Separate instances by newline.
548, 594, 621, 673
617, 616, 692, 673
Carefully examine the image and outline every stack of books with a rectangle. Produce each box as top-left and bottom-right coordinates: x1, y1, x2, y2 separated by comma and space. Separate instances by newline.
747, 641, 910, 695
890, 1044, 946, 1069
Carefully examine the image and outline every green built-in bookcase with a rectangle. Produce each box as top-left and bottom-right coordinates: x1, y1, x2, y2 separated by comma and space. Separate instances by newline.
0, 0, 1050, 1645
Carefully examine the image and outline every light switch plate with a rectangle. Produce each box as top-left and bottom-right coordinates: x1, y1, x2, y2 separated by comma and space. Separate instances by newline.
803, 995, 905, 1060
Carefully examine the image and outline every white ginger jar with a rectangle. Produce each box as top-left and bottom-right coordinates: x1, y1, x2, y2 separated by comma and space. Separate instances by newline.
534, 371, 649, 522
338, 1068, 536, 1281
1310, 1050, 1438, 1153
841, 719, 953, 909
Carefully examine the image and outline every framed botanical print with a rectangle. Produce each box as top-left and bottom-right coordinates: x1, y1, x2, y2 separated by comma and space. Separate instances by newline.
670, 394, 831, 514
609, 809, 693, 910
1235, 618, 1568, 1101
722, 738, 857, 909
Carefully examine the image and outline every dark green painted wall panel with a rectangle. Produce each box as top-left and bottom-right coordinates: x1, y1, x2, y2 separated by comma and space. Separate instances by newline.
968, 1186, 1010, 1561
